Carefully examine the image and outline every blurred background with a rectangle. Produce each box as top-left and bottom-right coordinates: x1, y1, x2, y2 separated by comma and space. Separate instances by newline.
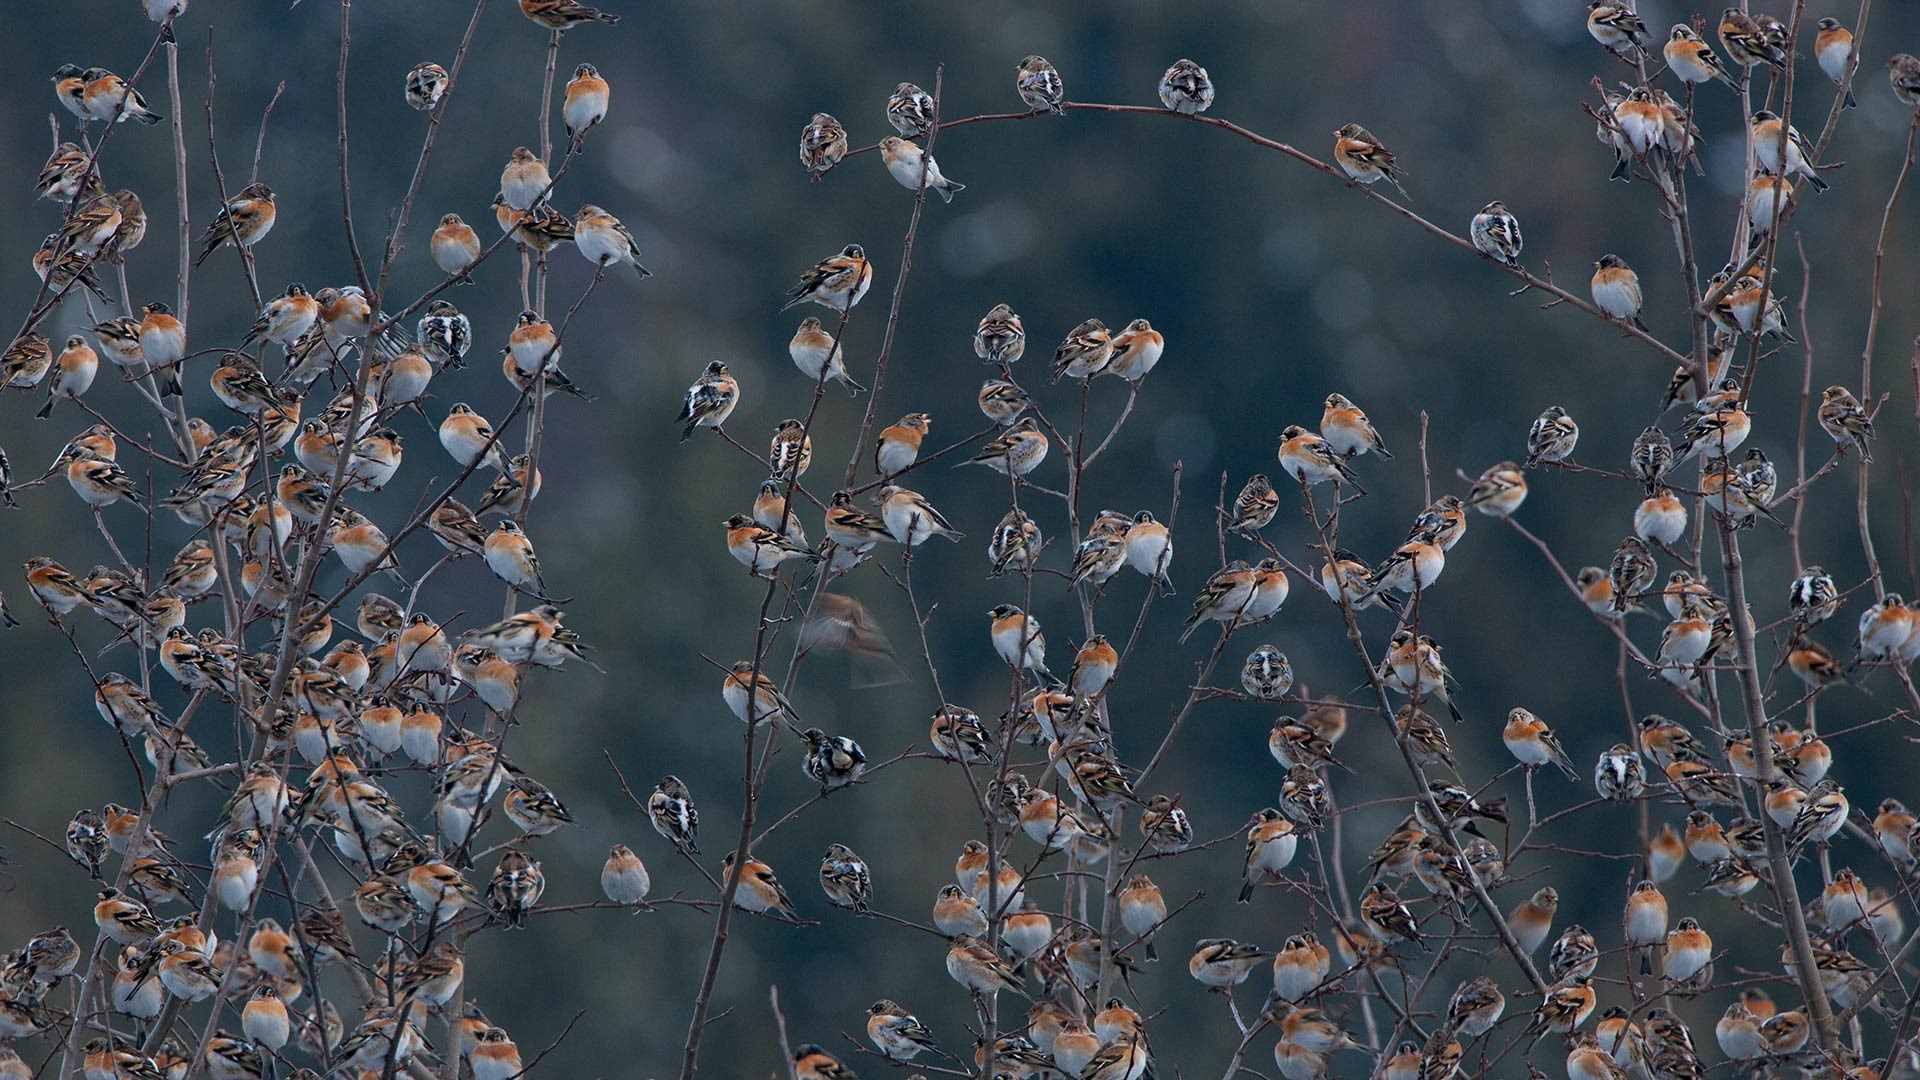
3, 2, 1920, 1077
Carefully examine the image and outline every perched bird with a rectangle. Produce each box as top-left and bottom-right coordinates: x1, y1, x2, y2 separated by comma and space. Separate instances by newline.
563, 62, 609, 137
721, 851, 798, 920
405, 61, 449, 111
1278, 425, 1362, 489
1189, 938, 1271, 988
1892, 54, 1920, 108
1466, 461, 1527, 517
801, 729, 867, 794
1587, 1, 1649, 57
789, 316, 865, 394
1662, 917, 1712, 983
874, 413, 929, 476
1469, 201, 1523, 265
518, 0, 619, 28
1664, 25, 1736, 88
1105, 318, 1165, 381
878, 136, 965, 202
1158, 58, 1214, 114
1818, 385, 1874, 461
1608, 536, 1656, 612
879, 484, 963, 547
867, 1000, 950, 1063
817, 842, 871, 910
974, 304, 1026, 365
988, 604, 1051, 678
1241, 645, 1293, 699
799, 112, 849, 180
1590, 254, 1648, 331
1719, 8, 1786, 69
431, 213, 482, 280
1751, 111, 1828, 192
960, 417, 1048, 477
946, 934, 1025, 997
36, 336, 98, 418
1524, 406, 1579, 467
648, 776, 698, 853
783, 244, 872, 312
1502, 708, 1578, 780
1332, 123, 1408, 195
885, 82, 936, 137
1595, 743, 1647, 800
574, 204, 651, 277
194, 183, 276, 267
1320, 393, 1391, 459
80, 68, 163, 124
677, 361, 739, 442
1015, 55, 1065, 114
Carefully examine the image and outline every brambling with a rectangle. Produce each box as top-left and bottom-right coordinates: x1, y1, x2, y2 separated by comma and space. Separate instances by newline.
1319, 392, 1391, 459
1441, 975, 1505, 1040
32, 231, 112, 302
1187, 937, 1270, 989
1788, 779, 1850, 849
1664, 24, 1736, 88
1718, 9, 1783, 69
555, 61, 611, 138
1594, 743, 1646, 800
34, 335, 98, 418
678, 361, 739, 441
961, 417, 1049, 477
81, 68, 163, 124
1698, 855, 1755, 902
1821, 867, 1872, 932
243, 282, 320, 352
2, 331, 52, 390
799, 112, 848, 180
1278, 424, 1362, 489
1457, 460, 1526, 519
66, 449, 144, 509
1240, 808, 1298, 902
1101, 317, 1166, 382
430, 213, 481, 281
1014, 54, 1065, 114
811, 842, 871, 912
520, 0, 618, 26
1379, 631, 1463, 723
1680, 809, 1732, 865
1067, 634, 1118, 696
1045, 1020, 1100, 1077
1565, 1035, 1624, 1080
1640, 822, 1686, 883
602, 841, 656, 899
878, 135, 965, 202
1240, 645, 1293, 700
978, 379, 1031, 428
1763, 778, 1809, 828
722, 850, 797, 920
1179, 560, 1255, 642
1114, 510, 1174, 588
947, 933, 1025, 997
1502, 707, 1577, 779
783, 243, 872, 311
1136, 792, 1193, 853
1228, 473, 1280, 536
1049, 317, 1113, 382
1108, 874, 1169, 962
1278, 764, 1330, 829
1156, 57, 1214, 114
723, 660, 803, 728
1818, 385, 1874, 461
1363, 525, 1446, 602
1630, 489, 1686, 546
52, 64, 90, 120
401, 60, 449, 112
1751, 111, 1828, 191
1590, 254, 1648, 330
35, 142, 90, 202
1675, 400, 1752, 460
1892, 54, 1920, 107
575, 204, 651, 276
639, 775, 699, 854
873, 412, 929, 476
1747, 172, 1795, 239
790, 316, 865, 394
1606, 536, 1656, 612
1468, 199, 1523, 266
879, 484, 963, 547
1528, 973, 1598, 1035
971, 303, 1028, 368
932, 882, 988, 936
766, 417, 813, 480
1359, 880, 1425, 948
19, 556, 88, 617
57, 193, 124, 257
1523, 405, 1578, 468
1332, 123, 1407, 195
1874, 798, 1915, 864
826, 489, 892, 558
1657, 916, 1711, 984
500, 146, 553, 211
1786, 632, 1847, 692
869, 1001, 954, 1067
501, 776, 573, 837
411, 300, 473, 372
1587, 1, 1648, 56
1639, 712, 1706, 768
801, 728, 867, 794
884, 81, 937, 138
194, 182, 275, 266
1857, 592, 1912, 661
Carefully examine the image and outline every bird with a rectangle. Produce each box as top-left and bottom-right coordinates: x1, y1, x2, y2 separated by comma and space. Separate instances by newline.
799, 112, 848, 180
1332, 124, 1408, 196
80, 68, 163, 124
648, 776, 698, 853
1158, 58, 1214, 114
722, 851, 798, 920
574, 204, 651, 277
1818, 385, 1874, 461
1719, 9, 1785, 69
194, 183, 276, 267
1892, 54, 1920, 108
431, 213, 482, 281
563, 62, 609, 137
886, 82, 936, 137
1015, 55, 1065, 114
1587, 1, 1649, 57
783, 244, 872, 312
867, 1000, 951, 1063
878, 136, 965, 202
1278, 425, 1363, 490
974, 303, 1026, 364
879, 485, 963, 547
1664, 25, 1737, 88
1469, 201, 1523, 265
1502, 708, 1578, 780
874, 413, 930, 476
988, 604, 1051, 678
1751, 111, 1829, 192
1189, 938, 1271, 987
1590, 254, 1648, 331
789, 316, 865, 394
1105, 318, 1166, 381
405, 61, 449, 111
519, 0, 619, 29
1524, 406, 1579, 467
677, 361, 739, 441
1320, 393, 1392, 459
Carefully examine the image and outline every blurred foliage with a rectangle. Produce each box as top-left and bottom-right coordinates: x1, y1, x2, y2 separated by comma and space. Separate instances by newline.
3, 2, 1920, 1078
